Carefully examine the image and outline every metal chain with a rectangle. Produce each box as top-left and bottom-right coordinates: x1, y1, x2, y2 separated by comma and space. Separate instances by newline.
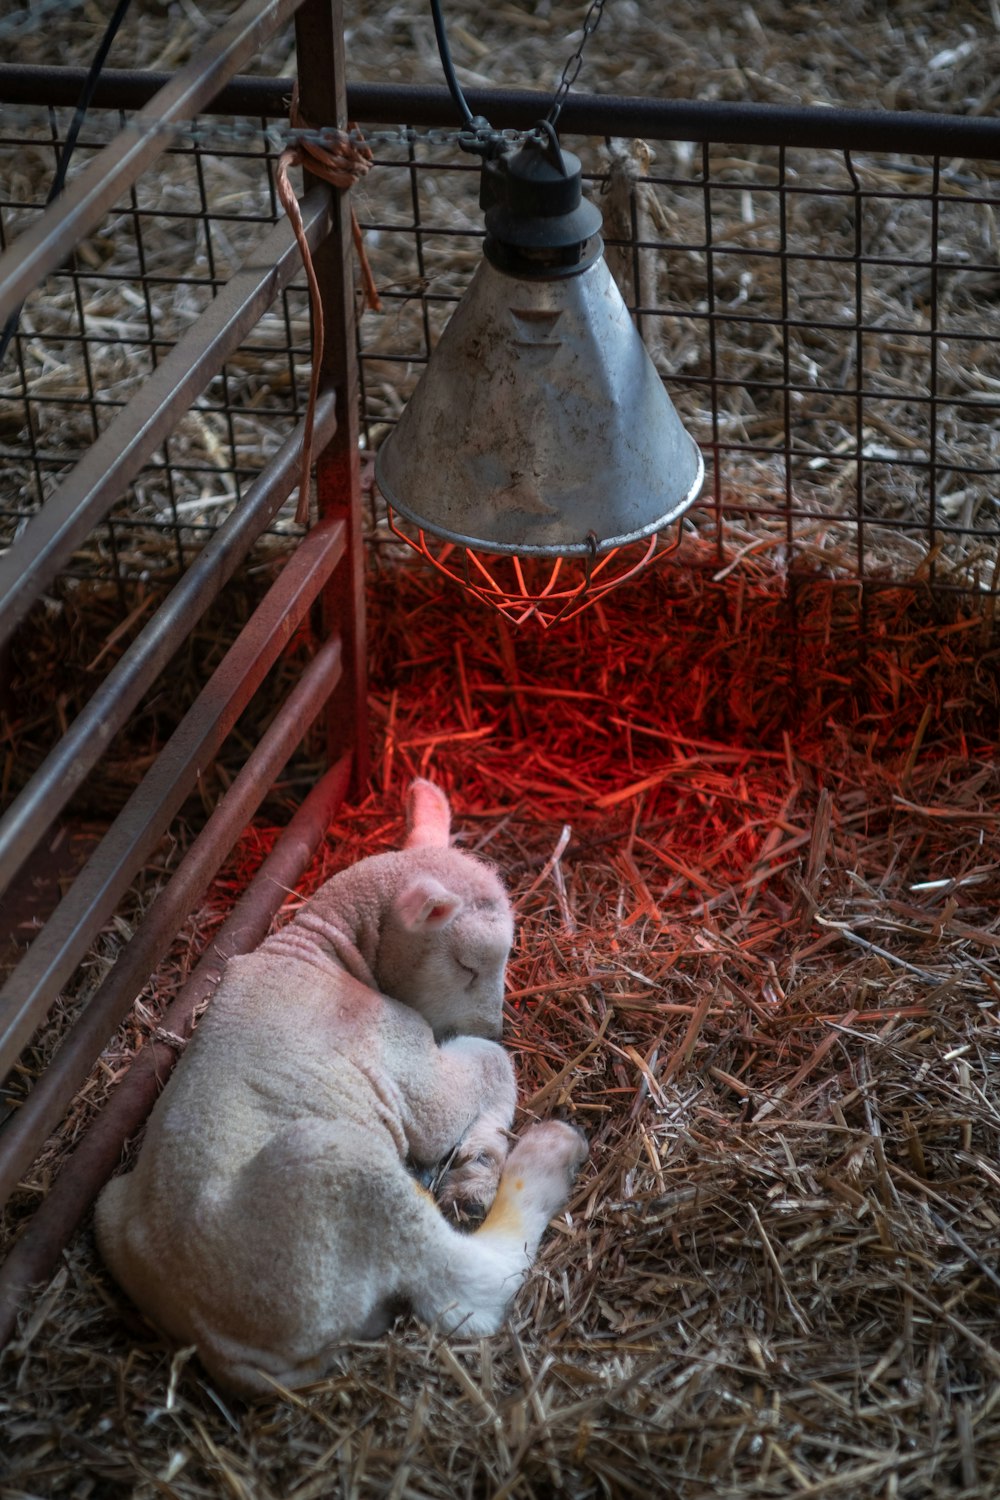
12, 114, 523, 154
546, 0, 608, 129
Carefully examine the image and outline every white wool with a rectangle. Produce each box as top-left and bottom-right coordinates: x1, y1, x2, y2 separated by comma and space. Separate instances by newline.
94, 779, 587, 1396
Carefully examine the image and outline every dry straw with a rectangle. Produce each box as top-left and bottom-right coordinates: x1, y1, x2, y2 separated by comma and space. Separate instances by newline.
2, 3, 1000, 1495
3, 545, 1000, 1498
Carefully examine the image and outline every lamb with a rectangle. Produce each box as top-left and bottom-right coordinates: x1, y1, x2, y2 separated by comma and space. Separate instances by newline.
94, 779, 587, 1396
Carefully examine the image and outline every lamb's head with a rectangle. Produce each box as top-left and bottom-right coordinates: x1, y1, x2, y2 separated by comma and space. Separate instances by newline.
373, 781, 514, 1041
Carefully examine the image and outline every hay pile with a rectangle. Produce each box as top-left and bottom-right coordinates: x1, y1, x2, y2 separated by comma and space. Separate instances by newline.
3, 551, 1000, 1498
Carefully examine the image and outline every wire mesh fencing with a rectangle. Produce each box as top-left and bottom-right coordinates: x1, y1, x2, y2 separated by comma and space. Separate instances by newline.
2, 77, 1000, 607
356, 127, 1000, 605
0, 101, 311, 599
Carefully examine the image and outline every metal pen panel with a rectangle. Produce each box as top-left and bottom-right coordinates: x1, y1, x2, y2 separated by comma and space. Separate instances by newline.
0, 0, 305, 324
0, 753, 353, 1350
0, 392, 336, 900
0, 186, 334, 650
0, 514, 347, 1082
0, 629, 343, 1210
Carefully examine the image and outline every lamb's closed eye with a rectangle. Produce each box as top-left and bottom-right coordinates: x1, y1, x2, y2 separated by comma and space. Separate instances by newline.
456, 959, 479, 986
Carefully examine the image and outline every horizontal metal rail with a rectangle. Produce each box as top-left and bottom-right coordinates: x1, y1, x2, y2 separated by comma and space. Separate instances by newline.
0, 630, 343, 1210
1, 67, 1000, 160
0, 392, 336, 904
0, 0, 305, 324
0, 514, 346, 1084
0, 753, 353, 1352
0, 185, 334, 653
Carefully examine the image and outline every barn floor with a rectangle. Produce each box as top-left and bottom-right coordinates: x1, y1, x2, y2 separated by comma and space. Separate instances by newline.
2, 551, 999, 1499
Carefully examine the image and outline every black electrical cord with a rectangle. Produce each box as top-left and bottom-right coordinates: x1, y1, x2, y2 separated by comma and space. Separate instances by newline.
428, 0, 475, 130
427, 0, 605, 157
0, 0, 134, 367
427, 0, 506, 157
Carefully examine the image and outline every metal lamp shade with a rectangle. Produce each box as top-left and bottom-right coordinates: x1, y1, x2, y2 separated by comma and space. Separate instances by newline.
375, 250, 704, 558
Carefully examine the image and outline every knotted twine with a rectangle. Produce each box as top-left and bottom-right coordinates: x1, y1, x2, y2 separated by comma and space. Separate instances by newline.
275, 86, 382, 525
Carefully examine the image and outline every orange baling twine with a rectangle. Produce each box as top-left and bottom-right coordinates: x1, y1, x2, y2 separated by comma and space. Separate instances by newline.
275, 86, 382, 525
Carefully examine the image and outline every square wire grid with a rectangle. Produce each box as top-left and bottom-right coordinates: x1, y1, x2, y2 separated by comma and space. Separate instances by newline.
2, 98, 1000, 603
0, 104, 311, 602
355, 129, 1000, 601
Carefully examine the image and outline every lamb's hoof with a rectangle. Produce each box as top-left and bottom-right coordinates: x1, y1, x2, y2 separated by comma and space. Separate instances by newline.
436, 1145, 506, 1229
508, 1119, 589, 1188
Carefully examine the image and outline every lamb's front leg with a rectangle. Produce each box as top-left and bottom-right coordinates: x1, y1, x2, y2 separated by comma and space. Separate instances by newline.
404, 1035, 517, 1224
431, 1105, 515, 1226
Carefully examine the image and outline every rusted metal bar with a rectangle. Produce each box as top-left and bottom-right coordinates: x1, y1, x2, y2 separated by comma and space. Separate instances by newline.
0, 0, 305, 325
0, 631, 343, 1210
0, 64, 281, 114
295, 0, 370, 793
0, 186, 334, 653
0, 753, 352, 1352
0, 515, 346, 1084
0, 393, 337, 904
3, 67, 1000, 162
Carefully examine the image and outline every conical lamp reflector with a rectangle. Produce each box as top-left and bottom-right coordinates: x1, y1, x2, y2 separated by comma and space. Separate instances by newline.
375, 251, 704, 558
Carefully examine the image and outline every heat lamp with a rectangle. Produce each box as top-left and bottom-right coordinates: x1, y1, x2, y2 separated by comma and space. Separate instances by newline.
375, 10, 704, 627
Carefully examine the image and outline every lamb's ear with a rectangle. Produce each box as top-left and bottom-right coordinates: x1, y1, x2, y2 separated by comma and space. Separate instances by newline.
404, 778, 452, 849
395, 874, 463, 931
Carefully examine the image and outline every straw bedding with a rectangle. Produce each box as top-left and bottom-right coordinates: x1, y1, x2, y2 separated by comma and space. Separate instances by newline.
3, 2, 1000, 1496
3, 553, 1000, 1498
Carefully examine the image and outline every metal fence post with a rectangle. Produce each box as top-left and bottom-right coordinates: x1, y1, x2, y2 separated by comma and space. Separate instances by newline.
294, 0, 370, 793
